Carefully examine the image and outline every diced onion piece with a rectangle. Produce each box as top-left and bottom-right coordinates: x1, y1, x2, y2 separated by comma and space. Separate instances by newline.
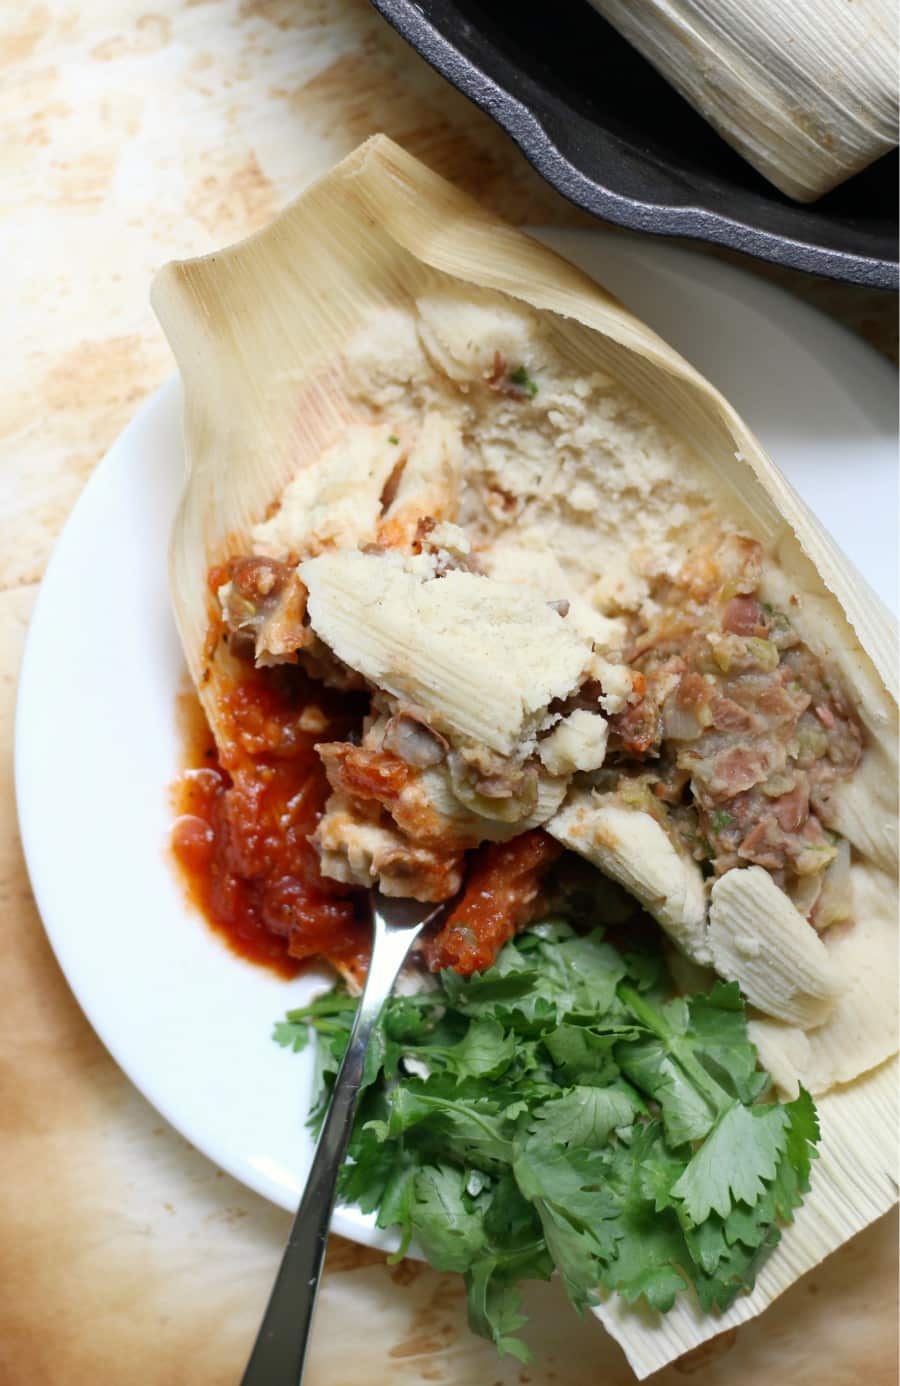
382, 712, 447, 768
810, 838, 852, 931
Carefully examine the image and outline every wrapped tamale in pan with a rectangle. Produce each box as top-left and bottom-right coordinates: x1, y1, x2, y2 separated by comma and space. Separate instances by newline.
588, 0, 899, 201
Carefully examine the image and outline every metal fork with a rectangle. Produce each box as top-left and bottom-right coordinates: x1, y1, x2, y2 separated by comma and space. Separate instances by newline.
240, 893, 442, 1386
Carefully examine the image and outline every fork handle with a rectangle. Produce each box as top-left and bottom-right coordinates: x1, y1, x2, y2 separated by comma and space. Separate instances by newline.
240, 909, 428, 1386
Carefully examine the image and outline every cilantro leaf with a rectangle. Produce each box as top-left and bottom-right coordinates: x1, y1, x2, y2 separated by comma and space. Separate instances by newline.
466, 1263, 532, 1362
538, 931, 628, 1017
274, 988, 357, 1059
533, 1202, 603, 1313
512, 1141, 622, 1306
387, 1084, 514, 1166
542, 1021, 636, 1086
482, 1171, 545, 1251
529, 1085, 639, 1149
283, 988, 358, 1030
444, 928, 626, 1029
593, 1125, 689, 1312
513, 1141, 621, 1240
414, 1016, 517, 1081
465, 1177, 552, 1362
600, 1200, 688, 1312
777, 1086, 820, 1207
621, 945, 669, 996
408, 1165, 486, 1273
691, 1219, 781, 1311
375, 1162, 418, 1261
271, 1019, 311, 1053
616, 1030, 720, 1145
670, 1102, 790, 1222
616, 981, 764, 1143
681, 982, 769, 1105
338, 1120, 401, 1214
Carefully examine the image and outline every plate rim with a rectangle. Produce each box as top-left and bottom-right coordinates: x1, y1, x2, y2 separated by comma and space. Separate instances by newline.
11, 377, 415, 1246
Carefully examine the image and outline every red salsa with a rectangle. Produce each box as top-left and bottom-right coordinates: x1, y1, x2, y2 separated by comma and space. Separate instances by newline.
171, 671, 562, 982
171, 667, 371, 980
426, 830, 563, 974
171, 558, 563, 982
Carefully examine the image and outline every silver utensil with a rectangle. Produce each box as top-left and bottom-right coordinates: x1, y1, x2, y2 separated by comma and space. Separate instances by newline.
240, 892, 442, 1386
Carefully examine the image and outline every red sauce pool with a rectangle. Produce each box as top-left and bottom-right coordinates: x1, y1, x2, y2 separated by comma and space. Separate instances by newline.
170, 653, 566, 983
171, 667, 371, 980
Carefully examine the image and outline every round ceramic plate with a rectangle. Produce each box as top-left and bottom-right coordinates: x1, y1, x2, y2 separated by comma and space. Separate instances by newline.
15, 231, 898, 1245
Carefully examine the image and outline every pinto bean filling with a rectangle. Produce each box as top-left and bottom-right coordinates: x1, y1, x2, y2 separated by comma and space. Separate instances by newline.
606, 536, 861, 924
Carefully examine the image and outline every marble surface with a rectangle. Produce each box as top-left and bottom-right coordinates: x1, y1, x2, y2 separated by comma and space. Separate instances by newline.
2, 2, 897, 1382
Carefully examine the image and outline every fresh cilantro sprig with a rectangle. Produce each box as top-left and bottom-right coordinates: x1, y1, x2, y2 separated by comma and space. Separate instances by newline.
274, 919, 819, 1362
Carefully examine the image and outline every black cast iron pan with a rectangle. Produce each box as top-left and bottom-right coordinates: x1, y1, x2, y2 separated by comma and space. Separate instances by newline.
371, 0, 899, 289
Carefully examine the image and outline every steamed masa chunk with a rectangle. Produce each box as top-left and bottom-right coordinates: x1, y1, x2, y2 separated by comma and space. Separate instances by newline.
301, 549, 594, 758
253, 423, 404, 558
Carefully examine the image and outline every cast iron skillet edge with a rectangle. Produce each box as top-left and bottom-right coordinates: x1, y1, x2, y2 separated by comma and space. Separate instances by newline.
370, 0, 899, 290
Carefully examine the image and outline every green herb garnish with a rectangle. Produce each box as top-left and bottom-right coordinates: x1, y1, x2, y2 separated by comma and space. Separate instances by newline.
275, 919, 818, 1361
509, 364, 538, 398
388, 434, 400, 444
711, 810, 733, 832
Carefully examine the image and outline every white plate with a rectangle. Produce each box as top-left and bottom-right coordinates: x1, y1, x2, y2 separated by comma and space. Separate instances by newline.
15, 232, 898, 1244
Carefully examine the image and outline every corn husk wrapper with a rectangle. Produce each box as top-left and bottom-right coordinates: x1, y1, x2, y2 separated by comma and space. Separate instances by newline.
587, 0, 899, 201
151, 137, 898, 1378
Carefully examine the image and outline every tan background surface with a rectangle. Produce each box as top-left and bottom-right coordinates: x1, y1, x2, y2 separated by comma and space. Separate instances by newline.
2, 2, 897, 1382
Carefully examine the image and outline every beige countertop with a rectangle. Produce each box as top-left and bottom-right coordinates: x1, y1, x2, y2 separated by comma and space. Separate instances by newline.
2, 2, 897, 1382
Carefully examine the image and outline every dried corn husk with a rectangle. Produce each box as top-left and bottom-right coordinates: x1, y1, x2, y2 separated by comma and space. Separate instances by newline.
707, 867, 845, 1028
152, 136, 898, 1378
587, 0, 899, 201
549, 791, 710, 963
748, 862, 900, 1097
